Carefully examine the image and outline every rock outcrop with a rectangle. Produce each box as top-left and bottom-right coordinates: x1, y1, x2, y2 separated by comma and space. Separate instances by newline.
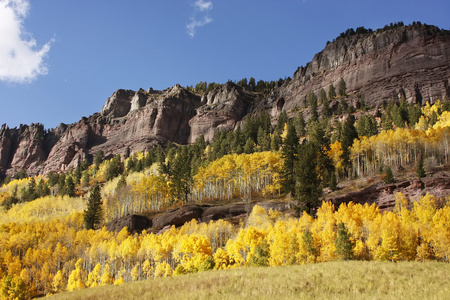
261, 24, 450, 119
106, 201, 291, 233
188, 82, 257, 142
326, 175, 450, 211
0, 24, 449, 177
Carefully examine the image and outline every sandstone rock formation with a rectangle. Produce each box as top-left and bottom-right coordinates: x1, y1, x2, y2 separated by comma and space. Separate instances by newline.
0, 24, 449, 177
326, 175, 450, 211
106, 201, 291, 233
261, 24, 450, 120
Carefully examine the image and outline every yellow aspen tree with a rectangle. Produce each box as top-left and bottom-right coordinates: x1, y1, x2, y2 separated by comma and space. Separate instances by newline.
267, 221, 293, 266
174, 234, 212, 273
39, 262, 53, 295
375, 212, 401, 262
413, 193, 437, 260
142, 259, 154, 279
213, 248, 236, 270
247, 205, 272, 229
312, 202, 336, 262
86, 263, 102, 288
52, 270, 65, 293
100, 264, 113, 286
67, 258, 85, 291
114, 268, 126, 285
130, 263, 140, 281
154, 262, 172, 278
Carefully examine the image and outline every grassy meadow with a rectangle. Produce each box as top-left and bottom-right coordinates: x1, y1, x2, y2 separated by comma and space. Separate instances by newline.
46, 261, 450, 300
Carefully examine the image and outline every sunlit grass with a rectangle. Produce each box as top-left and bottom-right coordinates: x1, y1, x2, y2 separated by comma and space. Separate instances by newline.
46, 261, 450, 300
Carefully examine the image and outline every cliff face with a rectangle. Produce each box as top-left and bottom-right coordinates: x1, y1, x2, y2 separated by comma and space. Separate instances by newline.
265, 24, 450, 117
1, 24, 449, 177
0, 82, 255, 176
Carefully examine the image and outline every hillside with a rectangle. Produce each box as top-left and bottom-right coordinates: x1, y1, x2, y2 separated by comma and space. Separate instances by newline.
45, 261, 450, 300
1, 22, 450, 299
0, 23, 449, 178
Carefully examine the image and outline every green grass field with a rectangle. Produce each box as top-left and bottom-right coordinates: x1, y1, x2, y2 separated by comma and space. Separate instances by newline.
46, 261, 450, 300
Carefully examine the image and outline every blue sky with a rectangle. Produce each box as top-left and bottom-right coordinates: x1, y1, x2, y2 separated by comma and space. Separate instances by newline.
1, 0, 449, 129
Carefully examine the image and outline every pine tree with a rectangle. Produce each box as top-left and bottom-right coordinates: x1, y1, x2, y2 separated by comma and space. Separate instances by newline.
328, 84, 336, 100
322, 96, 331, 118
244, 138, 254, 154
335, 222, 354, 260
308, 91, 319, 122
295, 142, 321, 214
84, 184, 103, 230
417, 155, 426, 178
281, 123, 299, 195
65, 176, 76, 197
94, 150, 104, 166
338, 78, 347, 96
384, 166, 394, 184
340, 114, 358, 170
170, 146, 194, 203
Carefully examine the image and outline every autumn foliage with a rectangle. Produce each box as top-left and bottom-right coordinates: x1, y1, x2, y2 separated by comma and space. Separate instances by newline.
0, 193, 449, 298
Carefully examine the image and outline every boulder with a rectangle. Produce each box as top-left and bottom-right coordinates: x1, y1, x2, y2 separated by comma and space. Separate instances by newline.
106, 214, 152, 234
152, 205, 203, 229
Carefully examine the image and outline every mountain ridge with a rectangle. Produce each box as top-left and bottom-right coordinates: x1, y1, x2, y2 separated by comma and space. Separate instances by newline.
1, 23, 449, 178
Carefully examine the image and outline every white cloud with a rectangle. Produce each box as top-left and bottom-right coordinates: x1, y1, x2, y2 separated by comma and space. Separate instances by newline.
0, 0, 52, 83
187, 0, 213, 38
194, 0, 212, 12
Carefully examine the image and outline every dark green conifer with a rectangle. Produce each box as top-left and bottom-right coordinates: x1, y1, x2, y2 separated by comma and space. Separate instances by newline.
281, 123, 299, 195
84, 184, 103, 230
335, 222, 355, 260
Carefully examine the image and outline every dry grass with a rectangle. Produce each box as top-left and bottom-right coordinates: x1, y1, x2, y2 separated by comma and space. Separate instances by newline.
46, 261, 450, 300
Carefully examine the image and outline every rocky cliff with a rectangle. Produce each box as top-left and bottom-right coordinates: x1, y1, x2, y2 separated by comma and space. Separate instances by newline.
262, 24, 450, 119
1, 24, 449, 177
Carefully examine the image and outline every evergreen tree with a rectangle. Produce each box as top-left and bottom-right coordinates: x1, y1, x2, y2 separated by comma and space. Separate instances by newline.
73, 166, 82, 184
94, 150, 104, 166
36, 179, 50, 198
384, 166, 394, 184
303, 229, 318, 261
391, 104, 406, 128
281, 123, 299, 195
417, 155, 426, 178
257, 127, 270, 151
84, 184, 103, 230
231, 128, 244, 154
294, 112, 306, 137
322, 95, 331, 118
308, 91, 319, 122
248, 77, 256, 90
328, 84, 336, 100
338, 78, 347, 96
407, 103, 422, 126
243, 138, 254, 154
442, 98, 450, 112
340, 115, 358, 170
81, 171, 90, 187
25, 178, 37, 201
381, 112, 394, 131
309, 122, 334, 185
170, 147, 194, 203
356, 114, 378, 137
295, 142, 321, 214
116, 175, 127, 192
329, 171, 337, 191
275, 111, 288, 134
271, 133, 282, 151
65, 176, 76, 197
335, 222, 355, 260
319, 88, 327, 104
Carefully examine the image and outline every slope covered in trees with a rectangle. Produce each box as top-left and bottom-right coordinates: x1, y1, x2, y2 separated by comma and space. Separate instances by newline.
0, 23, 450, 298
